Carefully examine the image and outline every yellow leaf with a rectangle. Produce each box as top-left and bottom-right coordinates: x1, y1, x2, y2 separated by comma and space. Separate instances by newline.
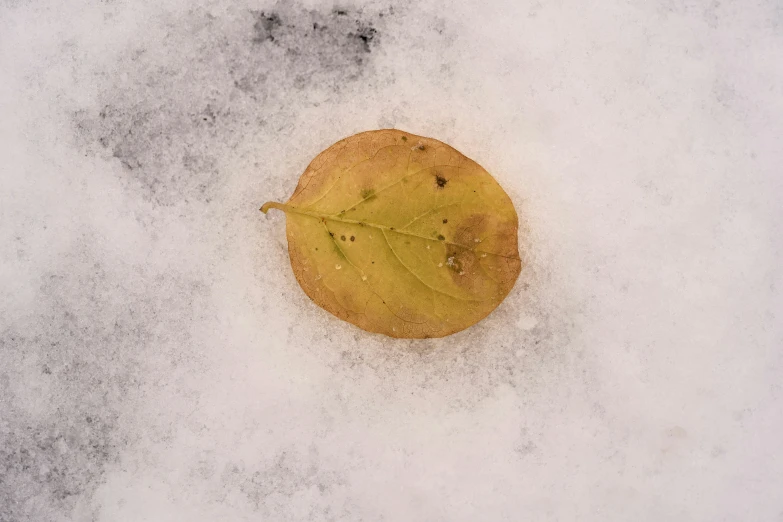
261, 129, 522, 338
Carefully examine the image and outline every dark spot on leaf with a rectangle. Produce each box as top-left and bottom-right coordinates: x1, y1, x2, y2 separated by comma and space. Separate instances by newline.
360, 188, 376, 200
350, 236, 355, 242
401, 136, 407, 141
389, 227, 394, 230
329, 232, 334, 237
437, 234, 445, 241
442, 218, 448, 224
417, 144, 426, 150
436, 175, 448, 188
340, 235, 346, 241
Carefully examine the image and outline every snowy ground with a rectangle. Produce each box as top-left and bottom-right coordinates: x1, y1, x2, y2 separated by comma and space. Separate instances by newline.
1, 0, 781, 520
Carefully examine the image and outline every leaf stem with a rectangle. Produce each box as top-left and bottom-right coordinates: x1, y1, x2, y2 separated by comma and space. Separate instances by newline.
261, 201, 334, 220
260, 201, 290, 214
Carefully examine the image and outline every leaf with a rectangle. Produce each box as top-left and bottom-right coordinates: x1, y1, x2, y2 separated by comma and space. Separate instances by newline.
261, 129, 522, 338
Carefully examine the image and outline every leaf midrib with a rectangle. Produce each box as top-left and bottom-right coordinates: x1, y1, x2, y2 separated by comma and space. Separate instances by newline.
261, 201, 519, 260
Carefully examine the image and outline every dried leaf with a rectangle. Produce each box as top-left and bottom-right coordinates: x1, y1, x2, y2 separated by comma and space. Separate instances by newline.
261, 129, 522, 338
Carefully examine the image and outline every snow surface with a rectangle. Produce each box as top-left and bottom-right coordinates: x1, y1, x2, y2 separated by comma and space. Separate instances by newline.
1, 0, 781, 520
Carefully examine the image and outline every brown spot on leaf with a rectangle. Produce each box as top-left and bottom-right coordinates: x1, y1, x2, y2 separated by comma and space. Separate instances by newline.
436, 175, 448, 188
453, 214, 488, 246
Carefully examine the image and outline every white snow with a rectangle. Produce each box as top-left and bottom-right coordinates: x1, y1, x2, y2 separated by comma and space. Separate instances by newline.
1, 0, 781, 521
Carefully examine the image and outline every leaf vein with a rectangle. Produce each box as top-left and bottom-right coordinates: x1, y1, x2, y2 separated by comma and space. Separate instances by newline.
381, 229, 483, 303
332, 163, 454, 217
302, 143, 405, 209
323, 223, 426, 325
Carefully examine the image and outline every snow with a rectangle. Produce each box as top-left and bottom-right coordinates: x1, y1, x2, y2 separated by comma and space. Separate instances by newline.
1, 0, 781, 520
